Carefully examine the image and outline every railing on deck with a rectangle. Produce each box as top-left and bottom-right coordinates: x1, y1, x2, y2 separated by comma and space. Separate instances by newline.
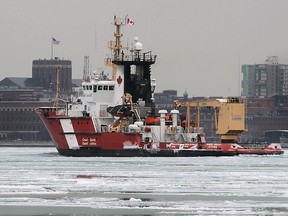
113, 51, 157, 63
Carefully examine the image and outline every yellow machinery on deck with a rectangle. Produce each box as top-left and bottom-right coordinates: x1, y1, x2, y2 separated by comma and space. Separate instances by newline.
174, 97, 246, 143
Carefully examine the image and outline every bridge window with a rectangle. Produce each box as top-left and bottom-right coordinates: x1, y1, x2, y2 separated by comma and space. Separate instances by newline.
98, 85, 103, 90
93, 85, 97, 92
104, 85, 108, 90
109, 86, 114, 90
89, 85, 92, 90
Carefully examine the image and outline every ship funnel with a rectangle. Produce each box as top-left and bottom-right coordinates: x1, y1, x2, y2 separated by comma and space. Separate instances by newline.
159, 110, 167, 142
170, 109, 179, 127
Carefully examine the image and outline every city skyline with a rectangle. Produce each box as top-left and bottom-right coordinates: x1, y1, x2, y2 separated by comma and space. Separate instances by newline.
1, 0, 288, 96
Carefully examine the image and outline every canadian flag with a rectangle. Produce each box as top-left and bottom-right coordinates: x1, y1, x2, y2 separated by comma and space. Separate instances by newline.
127, 18, 135, 25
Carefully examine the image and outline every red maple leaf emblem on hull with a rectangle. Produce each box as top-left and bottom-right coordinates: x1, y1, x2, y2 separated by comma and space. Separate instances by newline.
117, 76, 123, 84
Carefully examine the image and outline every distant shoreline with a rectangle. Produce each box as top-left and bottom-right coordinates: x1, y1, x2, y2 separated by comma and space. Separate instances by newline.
0, 141, 54, 147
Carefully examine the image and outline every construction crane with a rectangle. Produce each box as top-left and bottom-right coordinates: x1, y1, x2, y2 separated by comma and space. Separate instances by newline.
174, 97, 246, 143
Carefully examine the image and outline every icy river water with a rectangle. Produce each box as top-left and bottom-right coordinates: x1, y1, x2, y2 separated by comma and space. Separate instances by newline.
0, 146, 287, 215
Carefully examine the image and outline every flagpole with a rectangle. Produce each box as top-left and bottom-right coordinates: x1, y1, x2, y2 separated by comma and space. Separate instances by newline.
51, 38, 53, 59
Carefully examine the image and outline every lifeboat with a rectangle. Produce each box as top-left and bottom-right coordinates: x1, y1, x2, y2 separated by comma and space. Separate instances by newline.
144, 115, 171, 125
145, 116, 160, 125
107, 105, 133, 117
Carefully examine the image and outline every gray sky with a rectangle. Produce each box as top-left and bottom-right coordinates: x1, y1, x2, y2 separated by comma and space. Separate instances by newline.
1, 0, 288, 97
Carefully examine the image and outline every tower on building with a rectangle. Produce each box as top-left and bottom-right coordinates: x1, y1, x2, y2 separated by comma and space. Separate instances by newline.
183, 89, 188, 100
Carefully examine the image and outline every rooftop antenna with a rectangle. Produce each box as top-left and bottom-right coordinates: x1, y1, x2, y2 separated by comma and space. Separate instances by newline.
55, 67, 60, 113
83, 56, 90, 81
94, 21, 97, 51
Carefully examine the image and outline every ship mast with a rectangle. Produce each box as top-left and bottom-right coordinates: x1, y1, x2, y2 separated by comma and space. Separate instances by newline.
105, 16, 128, 80
111, 15, 128, 59
114, 16, 122, 58
55, 66, 60, 113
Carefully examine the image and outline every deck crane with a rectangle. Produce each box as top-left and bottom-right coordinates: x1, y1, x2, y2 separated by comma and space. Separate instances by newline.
174, 97, 246, 143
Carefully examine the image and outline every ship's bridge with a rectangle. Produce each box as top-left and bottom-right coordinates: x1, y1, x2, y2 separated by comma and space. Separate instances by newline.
81, 80, 116, 103
110, 51, 157, 106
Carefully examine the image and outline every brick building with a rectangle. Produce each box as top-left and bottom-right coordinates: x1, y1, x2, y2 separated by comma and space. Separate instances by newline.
0, 101, 52, 140
32, 58, 72, 92
0, 58, 79, 141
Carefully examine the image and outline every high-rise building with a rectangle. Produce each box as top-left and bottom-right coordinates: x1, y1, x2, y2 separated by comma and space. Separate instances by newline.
242, 56, 288, 98
32, 58, 72, 92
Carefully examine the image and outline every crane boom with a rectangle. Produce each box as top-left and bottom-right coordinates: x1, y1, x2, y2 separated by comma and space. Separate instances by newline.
174, 97, 246, 142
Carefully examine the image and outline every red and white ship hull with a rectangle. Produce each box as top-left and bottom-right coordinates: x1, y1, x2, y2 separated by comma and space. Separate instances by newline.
35, 107, 284, 156
35, 107, 241, 157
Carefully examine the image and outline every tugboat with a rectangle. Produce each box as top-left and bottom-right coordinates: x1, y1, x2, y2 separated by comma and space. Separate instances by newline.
35, 16, 283, 157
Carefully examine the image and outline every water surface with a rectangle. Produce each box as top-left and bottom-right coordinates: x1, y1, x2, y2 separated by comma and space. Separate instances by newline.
0, 146, 287, 215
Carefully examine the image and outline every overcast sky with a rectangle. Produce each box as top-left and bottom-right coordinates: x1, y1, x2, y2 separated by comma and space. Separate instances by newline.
1, 0, 288, 97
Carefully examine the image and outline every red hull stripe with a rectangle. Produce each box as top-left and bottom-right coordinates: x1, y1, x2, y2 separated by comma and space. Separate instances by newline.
60, 119, 79, 149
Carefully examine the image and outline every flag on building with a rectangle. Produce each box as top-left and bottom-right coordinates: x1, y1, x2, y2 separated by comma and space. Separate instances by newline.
127, 18, 135, 25
52, 37, 60, 45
